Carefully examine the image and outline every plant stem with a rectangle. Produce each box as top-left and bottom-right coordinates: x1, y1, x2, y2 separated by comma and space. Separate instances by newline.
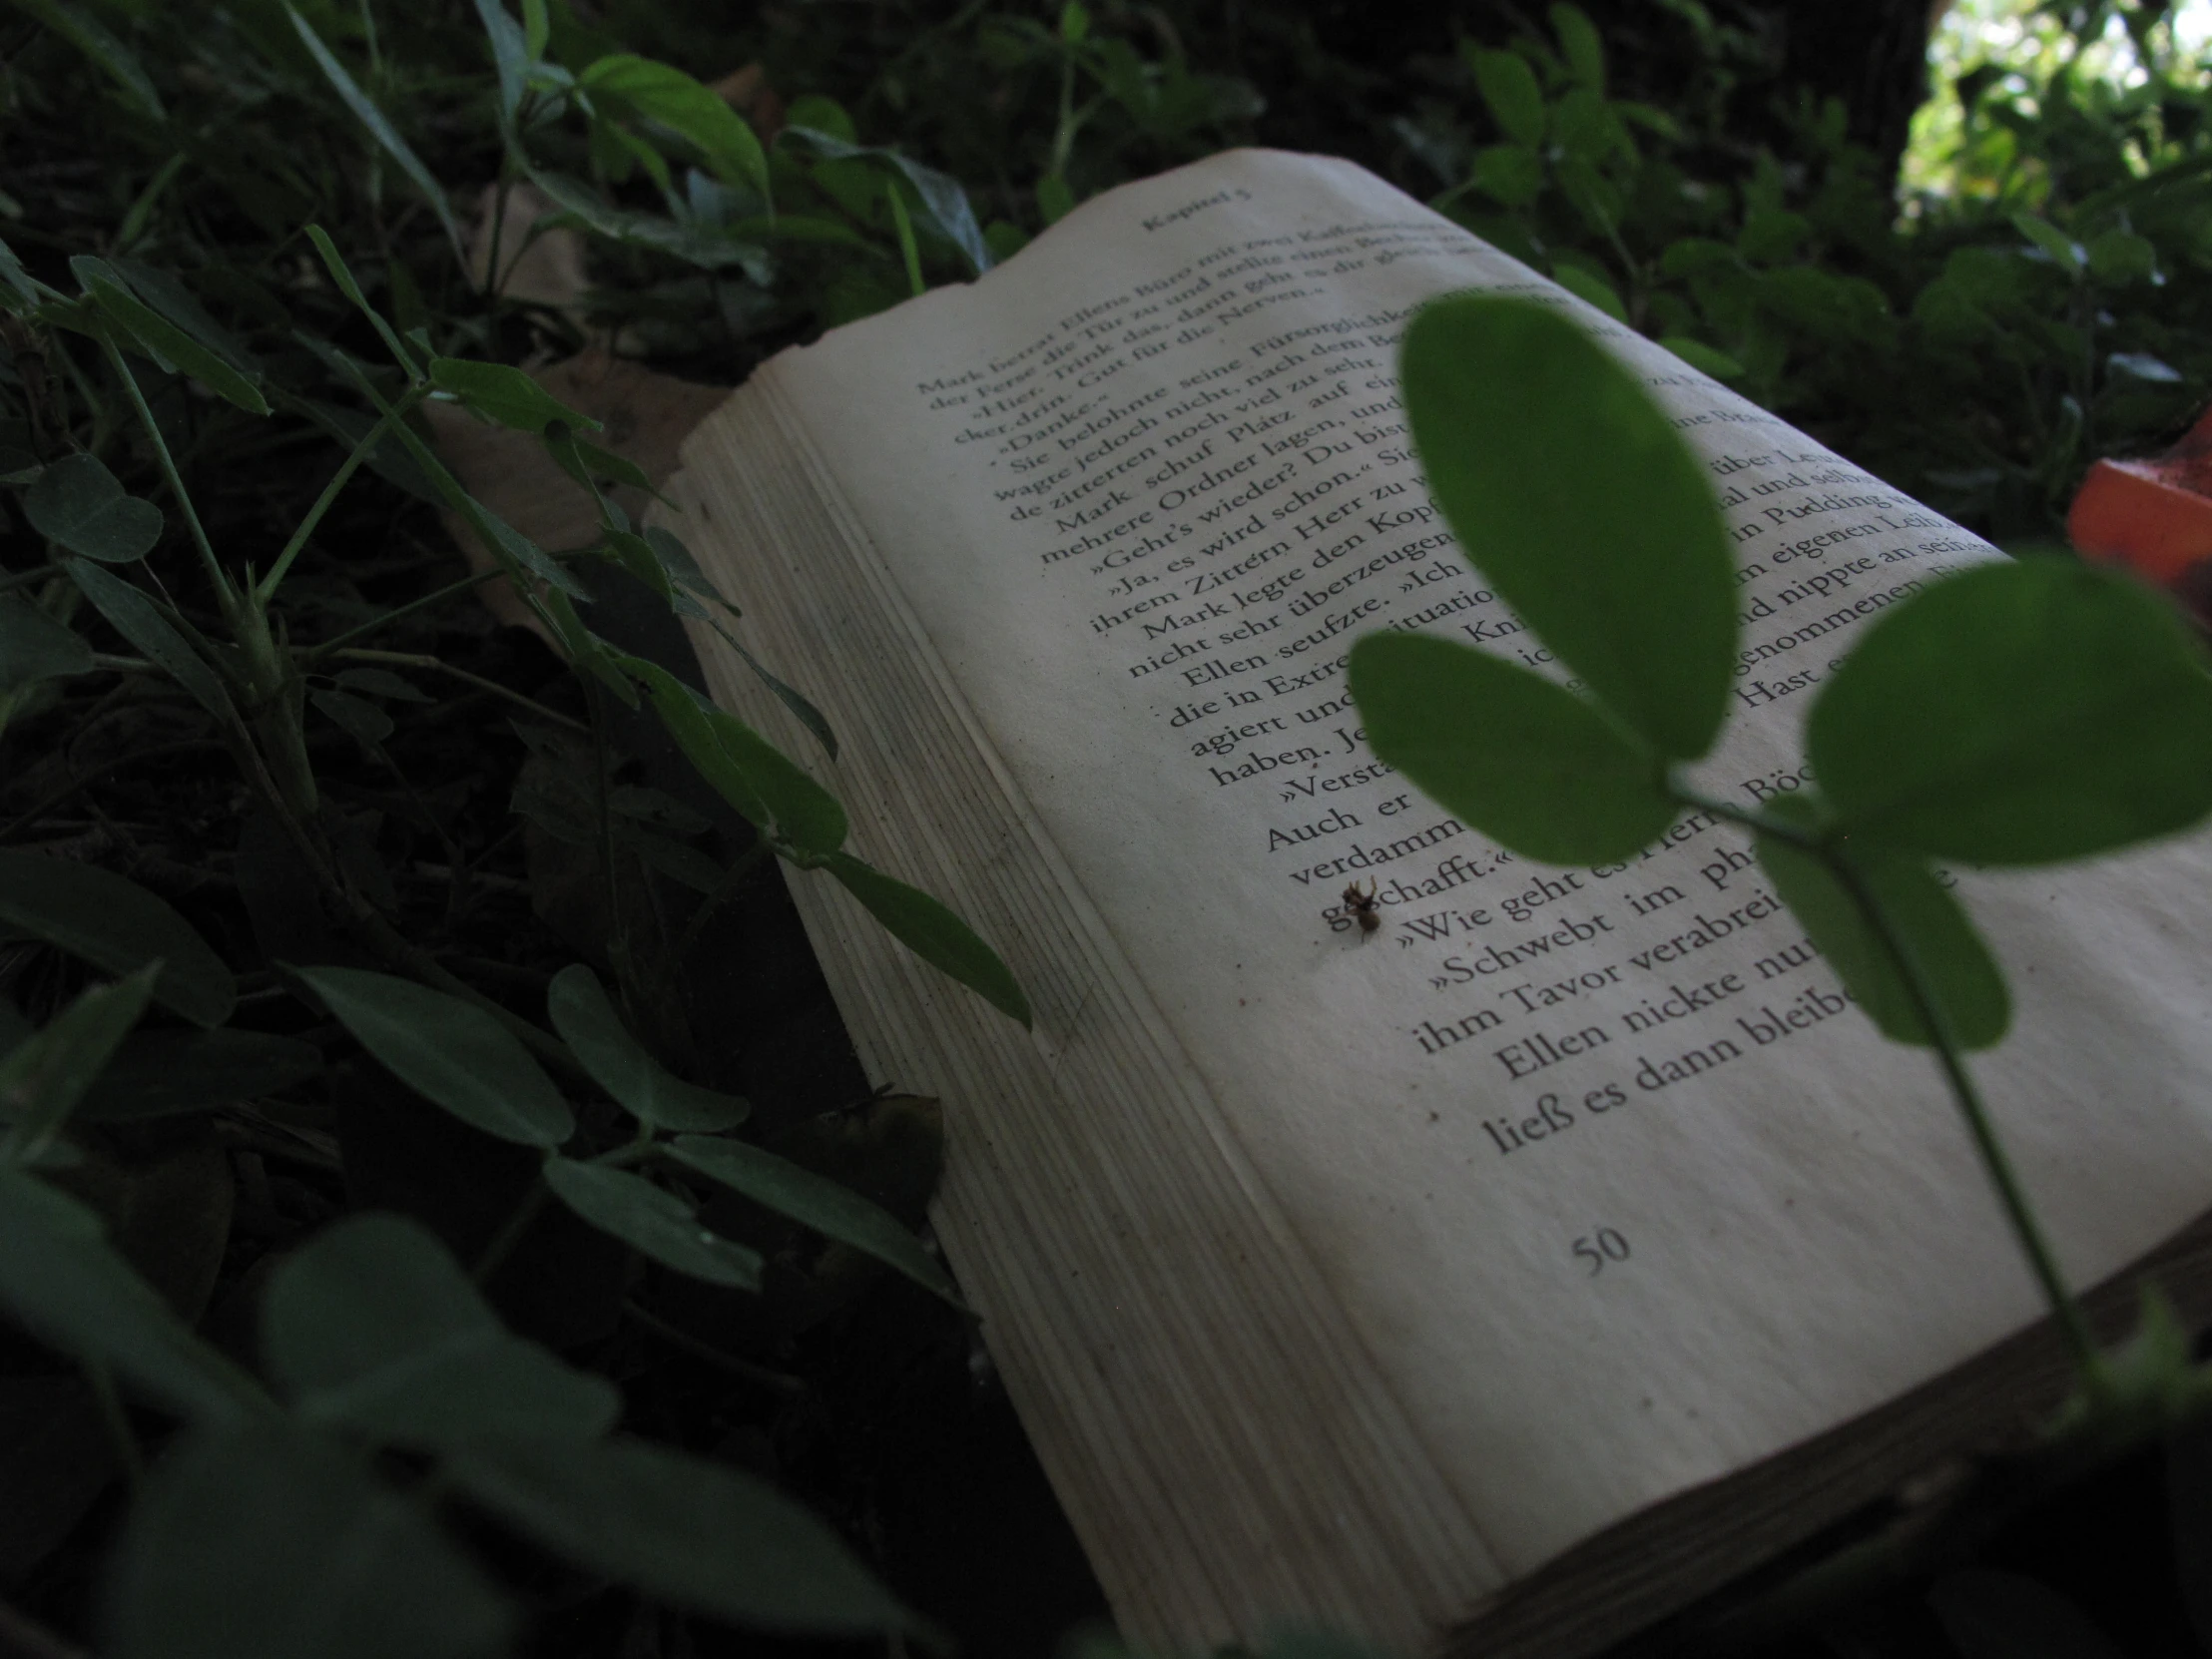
0, 565, 58, 595
671, 835, 774, 965
473, 1175, 550, 1286
99, 337, 234, 611
1669, 781, 2104, 1386
327, 648, 590, 734
259, 388, 425, 602
1826, 847, 2105, 1384
300, 567, 506, 658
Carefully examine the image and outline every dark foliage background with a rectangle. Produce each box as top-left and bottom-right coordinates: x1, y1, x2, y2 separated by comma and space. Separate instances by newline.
1, 3, 2209, 1658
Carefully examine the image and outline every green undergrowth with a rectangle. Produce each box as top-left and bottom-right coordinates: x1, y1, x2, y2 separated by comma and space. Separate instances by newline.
0, 1, 2208, 1657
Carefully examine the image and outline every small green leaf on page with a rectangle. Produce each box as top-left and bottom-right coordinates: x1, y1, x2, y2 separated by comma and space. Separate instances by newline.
1350, 633, 1677, 864
1808, 560, 2212, 866
824, 852, 1030, 1027
1754, 804, 2008, 1050
1399, 294, 1737, 760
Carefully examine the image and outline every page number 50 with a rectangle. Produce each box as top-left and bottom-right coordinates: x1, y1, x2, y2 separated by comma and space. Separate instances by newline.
1572, 1229, 1631, 1276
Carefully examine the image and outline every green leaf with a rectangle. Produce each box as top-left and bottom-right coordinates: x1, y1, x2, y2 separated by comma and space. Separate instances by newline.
63, 558, 239, 724
1349, 633, 1676, 863
1468, 144, 1542, 209
1754, 810, 2008, 1049
540, 1158, 762, 1288
1659, 335, 1745, 379
546, 965, 749, 1132
446, 1436, 923, 1637
301, 227, 421, 377
471, 0, 529, 122
287, 9, 466, 266
2086, 229, 2157, 283
106, 258, 262, 381
668, 1135, 959, 1305
1469, 48, 1546, 147
823, 852, 1030, 1027
429, 357, 598, 436
0, 851, 236, 1028
291, 966, 573, 1147
263, 1213, 619, 1447
2011, 212, 2085, 275
0, 966, 159, 1153
24, 453, 163, 562
784, 128, 992, 276
1550, 3, 1605, 92
521, 0, 549, 58
1399, 293, 1737, 758
0, 1168, 264, 1422
76, 1028, 322, 1122
1036, 173, 1075, 225
104, 1419, 515, 1659
0, 595, 94, 694
466, 495, 593, 599
718, 630, 839, 759
616, 653, 845, 850
579, 54, 772, 203
1550, 262, 1628, 323
74, 259, 271, 416
13, 0, 163, 120
1807, 560, 2212, 865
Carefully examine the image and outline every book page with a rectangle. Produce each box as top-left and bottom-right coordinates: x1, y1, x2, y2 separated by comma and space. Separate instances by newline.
748, 149, 2212, 1577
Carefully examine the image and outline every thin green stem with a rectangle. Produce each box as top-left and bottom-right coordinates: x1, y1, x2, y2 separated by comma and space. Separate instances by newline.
99, 337, 234, 610
0, 566, 57, 596
672, 835, 774, 965
259, 388, 426, 602
300, 567, 505, 659
885, 184, 925, 297
1669, 778, 2101, 1382
472, 1175, 551, 1287
328, 648, 590, 734
1826, 847, 2105, 1384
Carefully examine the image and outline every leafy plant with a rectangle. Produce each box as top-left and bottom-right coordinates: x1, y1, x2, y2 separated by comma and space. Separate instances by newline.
1353, 289, 2212, 1408
1393, 2, 2212, 544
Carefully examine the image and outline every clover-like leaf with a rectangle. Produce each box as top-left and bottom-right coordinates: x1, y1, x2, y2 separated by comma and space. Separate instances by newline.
823, 852, 1029, 1027
1755, 803, 2008, 1050
25, 453, 162, 563
1399, 294, 1738, 759
446, 1436, 925, 1639
1808, 560, 2212, 866
1349, 632, 1676, 863
547, 965, 748, 1132
263, 1214, 618, 1446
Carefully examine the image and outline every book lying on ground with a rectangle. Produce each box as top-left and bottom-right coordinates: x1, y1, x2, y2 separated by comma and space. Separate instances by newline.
656, 149, 2212, 1657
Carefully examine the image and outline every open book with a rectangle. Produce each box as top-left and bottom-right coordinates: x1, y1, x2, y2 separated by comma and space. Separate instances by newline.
656, 150, 2212, 1657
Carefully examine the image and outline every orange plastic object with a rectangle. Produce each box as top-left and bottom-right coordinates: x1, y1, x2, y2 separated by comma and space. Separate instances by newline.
2067, 405, 2212, 599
